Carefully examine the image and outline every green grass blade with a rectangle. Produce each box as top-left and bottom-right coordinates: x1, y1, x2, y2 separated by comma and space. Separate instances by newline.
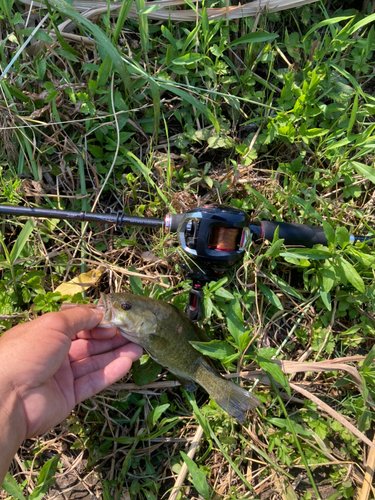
269, 378, 322, 500
228, 31, 278, 47
9, 219, 35, 265
159, 82, 220, 133
44, 0, 130, 86
1, 473, 26, 500
112, 0, 134, 44
302, 15, 353, 40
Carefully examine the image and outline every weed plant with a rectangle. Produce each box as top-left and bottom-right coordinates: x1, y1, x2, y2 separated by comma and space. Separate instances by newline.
1, 0, 375, 498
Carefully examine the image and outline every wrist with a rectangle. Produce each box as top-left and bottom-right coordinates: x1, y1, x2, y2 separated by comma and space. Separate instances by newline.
0, 383, 26, 484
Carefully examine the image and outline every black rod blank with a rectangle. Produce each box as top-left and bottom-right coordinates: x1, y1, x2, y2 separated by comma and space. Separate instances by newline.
0, 205, 164, 229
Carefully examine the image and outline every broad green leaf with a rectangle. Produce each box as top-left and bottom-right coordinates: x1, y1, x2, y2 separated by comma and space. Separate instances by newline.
204, 295, 213, 318
325, 137, 351, 150
214, 288, 234, 300
305, 128, 329, 138
161, 26, 177, 49
351, 161, 375, 184
142, 490, 157, 500
320, 266, 336, 292
336, 226, 350, 249
346, 247, 375, 267
358, 409, 372, 433
341, 324, 362, 337
264, 238, 284, 258
0, 260, 12, 269
262, 272, 303, 300
190, 340, 236, 360
268, 418, 313, 436
1, 473, 26, 500
331, 63, 368, 101
280, 248, 332, 260
132, 357, 162, 386
226, 298, 245, 350
208, 277, 228, 292
172, 53, 204, 65
128, 266, 143, 295
32, 30, 54, 43
319, 287, 331, 311
147, 403, 170, 428
9, 219, 35, 264
228, 31, 278, 47
337, 256, 365, 293
29, 455, 60, 500
257, 356, 291, 396
181, 23, 201, 53
207, 135, 235, 149
180, 451, 211, 500
322, 220, 335, 247
258, 283, 283, 310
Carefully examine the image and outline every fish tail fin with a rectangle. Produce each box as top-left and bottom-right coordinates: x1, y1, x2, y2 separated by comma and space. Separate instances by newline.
196, 361, 260, 423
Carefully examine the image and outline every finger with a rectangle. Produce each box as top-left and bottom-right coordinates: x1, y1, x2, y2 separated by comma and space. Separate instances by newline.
73, 327, 118, 340
49, 308, 104, 339
71, 343, 143, 379
68, 332, 134, 362
74, 356, 136, 402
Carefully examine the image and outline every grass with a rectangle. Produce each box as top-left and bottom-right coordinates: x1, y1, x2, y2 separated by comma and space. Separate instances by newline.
1, 0, 375, 498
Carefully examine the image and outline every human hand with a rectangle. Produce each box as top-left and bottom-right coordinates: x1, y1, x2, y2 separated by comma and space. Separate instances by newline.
0, 307, 143, 443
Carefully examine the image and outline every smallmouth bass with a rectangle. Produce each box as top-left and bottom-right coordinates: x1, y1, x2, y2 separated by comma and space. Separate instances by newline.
97, 293, 260, 423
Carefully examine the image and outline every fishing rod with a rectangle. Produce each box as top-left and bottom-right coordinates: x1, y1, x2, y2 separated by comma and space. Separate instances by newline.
0, 203, 372, 320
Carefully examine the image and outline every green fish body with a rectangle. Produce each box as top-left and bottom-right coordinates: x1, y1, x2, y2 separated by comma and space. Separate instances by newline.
98, 293, 260, 423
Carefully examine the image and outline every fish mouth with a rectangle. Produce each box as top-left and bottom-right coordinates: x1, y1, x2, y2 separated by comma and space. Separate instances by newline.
96, 293, 115, 327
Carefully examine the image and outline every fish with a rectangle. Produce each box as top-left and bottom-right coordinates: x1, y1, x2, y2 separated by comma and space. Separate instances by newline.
96, 293, 260, 423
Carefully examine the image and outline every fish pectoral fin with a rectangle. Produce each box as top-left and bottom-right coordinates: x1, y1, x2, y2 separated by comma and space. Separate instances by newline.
147, 335, 197, 392
148, 333, 167, 346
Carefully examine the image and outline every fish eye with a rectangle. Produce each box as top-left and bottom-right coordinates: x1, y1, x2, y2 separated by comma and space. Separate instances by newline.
121, 301, 132, 311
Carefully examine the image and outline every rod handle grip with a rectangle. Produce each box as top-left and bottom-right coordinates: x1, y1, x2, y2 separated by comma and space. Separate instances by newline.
253, 221, 327, 248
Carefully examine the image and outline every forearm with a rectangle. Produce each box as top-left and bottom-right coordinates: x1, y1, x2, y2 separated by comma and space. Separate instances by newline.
0, 388, 25, 485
